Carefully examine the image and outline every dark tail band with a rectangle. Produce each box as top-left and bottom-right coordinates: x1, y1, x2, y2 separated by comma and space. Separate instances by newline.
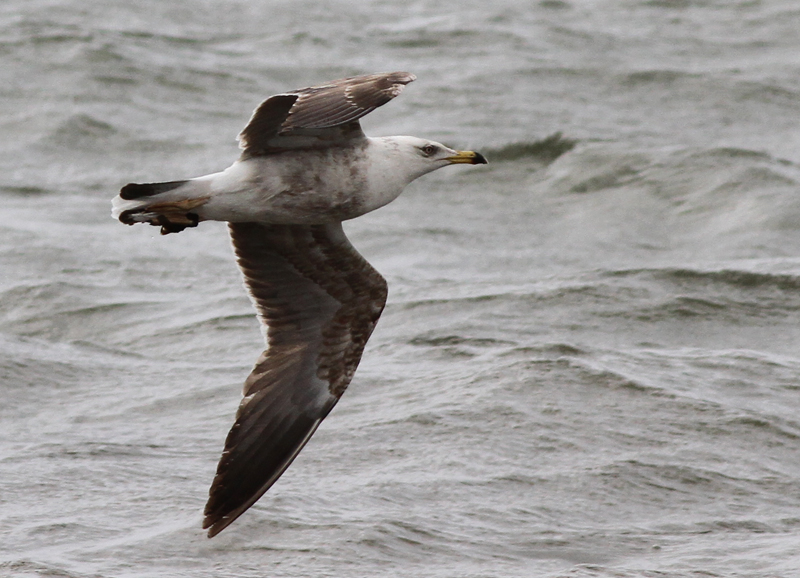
119, 180, 190, 200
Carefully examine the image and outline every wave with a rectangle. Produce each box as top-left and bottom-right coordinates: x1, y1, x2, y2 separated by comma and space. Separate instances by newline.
606, 267, 800, 292
39, 113, 121, 153
0, 185, 51, 195
483, 133, 577, 163
544, 143, 798, 195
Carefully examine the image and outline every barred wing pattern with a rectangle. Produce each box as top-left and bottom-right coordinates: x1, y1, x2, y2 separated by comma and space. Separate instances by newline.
203, 222, 388, 537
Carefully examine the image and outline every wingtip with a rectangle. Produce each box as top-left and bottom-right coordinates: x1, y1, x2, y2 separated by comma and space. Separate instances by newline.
203, 517, 228, 538
203, 506, 241, 538
392, 71, 416, 84
385, 71, 416, 90
381, 72, 416, 99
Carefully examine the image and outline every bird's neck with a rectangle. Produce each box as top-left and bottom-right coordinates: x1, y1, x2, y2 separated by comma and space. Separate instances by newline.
360, 137, 435, 214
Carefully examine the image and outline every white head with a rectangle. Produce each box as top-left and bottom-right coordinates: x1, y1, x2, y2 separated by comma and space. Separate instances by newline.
358, 136, 486, 215
369, 135, 486, 185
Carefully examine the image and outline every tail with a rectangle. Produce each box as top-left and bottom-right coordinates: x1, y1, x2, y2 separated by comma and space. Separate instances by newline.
112, 180, 210, 235
119, 180, 189, 200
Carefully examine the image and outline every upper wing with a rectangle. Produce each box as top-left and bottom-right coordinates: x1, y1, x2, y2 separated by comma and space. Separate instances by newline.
237, 71, 416, 157
203, 222, 388, 537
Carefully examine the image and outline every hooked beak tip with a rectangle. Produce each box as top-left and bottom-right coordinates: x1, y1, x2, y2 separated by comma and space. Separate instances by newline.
472, 151, 488, 165
447, 150, 488, 165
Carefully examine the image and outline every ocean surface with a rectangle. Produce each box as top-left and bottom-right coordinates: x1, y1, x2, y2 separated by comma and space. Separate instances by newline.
2, 1, 800, 576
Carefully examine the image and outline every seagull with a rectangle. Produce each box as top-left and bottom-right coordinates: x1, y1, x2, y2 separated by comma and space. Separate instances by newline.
111, 71, 486, 537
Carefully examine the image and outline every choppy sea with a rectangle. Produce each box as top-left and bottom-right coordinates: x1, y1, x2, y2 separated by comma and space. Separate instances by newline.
2, 1, 800, 576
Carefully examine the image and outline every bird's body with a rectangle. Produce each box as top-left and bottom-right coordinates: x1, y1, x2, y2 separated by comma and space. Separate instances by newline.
112, 71, 486, 537
113, 136, 458, 226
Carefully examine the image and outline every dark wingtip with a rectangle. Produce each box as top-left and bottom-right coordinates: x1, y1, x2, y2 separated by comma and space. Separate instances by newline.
204, 519, 226, 539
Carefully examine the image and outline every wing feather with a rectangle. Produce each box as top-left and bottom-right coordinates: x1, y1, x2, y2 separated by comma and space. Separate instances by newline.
203, 222, 388, 537
237, 71, 415, 157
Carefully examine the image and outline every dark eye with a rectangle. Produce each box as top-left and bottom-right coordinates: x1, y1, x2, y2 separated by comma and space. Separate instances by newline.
421, 144, 438, 157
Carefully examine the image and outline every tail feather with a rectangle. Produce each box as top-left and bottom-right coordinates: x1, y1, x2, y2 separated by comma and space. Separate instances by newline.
112, 180, 209, 235
120, 180, 191, 200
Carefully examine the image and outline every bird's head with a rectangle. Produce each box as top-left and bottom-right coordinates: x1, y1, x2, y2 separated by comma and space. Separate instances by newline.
379, 136, 487, 182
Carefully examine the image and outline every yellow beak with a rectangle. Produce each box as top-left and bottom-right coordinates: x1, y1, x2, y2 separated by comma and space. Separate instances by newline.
446, 150, 488, 165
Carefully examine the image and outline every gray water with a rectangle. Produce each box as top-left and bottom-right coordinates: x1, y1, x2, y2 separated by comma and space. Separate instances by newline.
2, 1, 800, 576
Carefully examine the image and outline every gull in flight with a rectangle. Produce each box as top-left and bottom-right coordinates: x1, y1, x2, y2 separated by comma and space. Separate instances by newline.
112, 71, 487, 537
